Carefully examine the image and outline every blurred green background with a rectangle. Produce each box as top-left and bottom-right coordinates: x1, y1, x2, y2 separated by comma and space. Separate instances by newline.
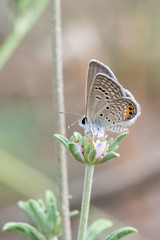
0, 0, 160, 239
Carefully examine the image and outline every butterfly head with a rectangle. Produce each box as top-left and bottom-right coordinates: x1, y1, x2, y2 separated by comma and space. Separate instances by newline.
79, 115, 88, 127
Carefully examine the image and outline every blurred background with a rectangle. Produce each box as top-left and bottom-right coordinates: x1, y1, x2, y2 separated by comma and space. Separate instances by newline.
0, 0, 160, 239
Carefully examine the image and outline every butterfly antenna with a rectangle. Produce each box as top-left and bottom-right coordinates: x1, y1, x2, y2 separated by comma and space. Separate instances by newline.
68, 119, 78, 129
59, 111, 82, 117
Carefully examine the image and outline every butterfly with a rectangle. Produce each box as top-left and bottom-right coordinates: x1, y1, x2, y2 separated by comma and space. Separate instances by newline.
79, 59, 141, 135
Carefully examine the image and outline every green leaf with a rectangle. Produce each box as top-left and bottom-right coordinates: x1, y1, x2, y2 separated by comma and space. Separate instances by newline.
45, 190, 59, 233
28, 200, 50, 235
105, 226, 137, 240
18, 200, 48, 234
45, 190, 61, 235
54, 134, 69, 149
3, 222, 46, 240
70, 210, 79, 217
37, 199, 45, 209
89, 149, 97, 164
109, 132, 128, 152
68, 142, 85, 163
18, 201, 40, 228
86, 219, 113, 240
95, 152, 119, 165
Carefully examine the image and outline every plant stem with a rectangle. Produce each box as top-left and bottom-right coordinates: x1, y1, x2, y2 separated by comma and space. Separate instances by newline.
0, 0, 49, 71
51, 0, 71, 240
78, 165, 94, 240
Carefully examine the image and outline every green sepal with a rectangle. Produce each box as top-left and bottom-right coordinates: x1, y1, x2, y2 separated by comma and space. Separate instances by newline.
3, 222, 46, 240
54, 134, 69, 150
68, 142, 85, 163
86, 219, 113, 240
88, 148, 97, 164
70, 210, 79, 217
109, 132, 128, 152
95, 151, 119, 165
108, 138, 114, 147
84, 143, 91, 161
105, 226, 137, 240
70, 136, 74, 142
79, 137, 85, 146
73, 132, 82, 141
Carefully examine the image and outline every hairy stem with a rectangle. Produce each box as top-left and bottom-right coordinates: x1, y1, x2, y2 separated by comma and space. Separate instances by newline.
78, 165, 94, 240
51, 0, 71, 239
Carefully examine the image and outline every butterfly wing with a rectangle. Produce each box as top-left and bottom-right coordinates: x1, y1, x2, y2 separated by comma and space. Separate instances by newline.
86, 73, 141, 132
86, 73, 126, 121
93, 97, 141, 132
85, 59, 118, 110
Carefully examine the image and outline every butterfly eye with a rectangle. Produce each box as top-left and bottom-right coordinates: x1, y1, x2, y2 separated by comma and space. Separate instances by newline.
82, 117, 87, 125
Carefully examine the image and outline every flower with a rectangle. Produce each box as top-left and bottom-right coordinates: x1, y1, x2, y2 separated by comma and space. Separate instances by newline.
54, 131, 128, 165
93, 139, 108, 160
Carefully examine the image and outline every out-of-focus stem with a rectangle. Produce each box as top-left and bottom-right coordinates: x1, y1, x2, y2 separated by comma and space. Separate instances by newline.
52, 0, 71, 239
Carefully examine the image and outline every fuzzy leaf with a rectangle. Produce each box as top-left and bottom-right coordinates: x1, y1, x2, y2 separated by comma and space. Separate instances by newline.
28, 200, 50, 234
45, 190, 61, 235
3, 222, 46, 240
109, 132, 128, 152
86, 219, 113, 240
95, 151, 119, 165
105, 226, 137, 240
68, 142, 85, 163
89, 149, 97, 164
54, 134, 69, 149
18, 201, 40, 229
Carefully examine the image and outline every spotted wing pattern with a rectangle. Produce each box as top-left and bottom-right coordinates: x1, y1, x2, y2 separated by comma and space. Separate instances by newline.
86, 73, 125, 120
85, 59, 117, 107
86, 73, 141, 132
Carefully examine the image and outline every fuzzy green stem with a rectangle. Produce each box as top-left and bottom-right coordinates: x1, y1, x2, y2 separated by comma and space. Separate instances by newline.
78, 165, 94, 240
0, 0, 49, 71
51, 0, 71, 240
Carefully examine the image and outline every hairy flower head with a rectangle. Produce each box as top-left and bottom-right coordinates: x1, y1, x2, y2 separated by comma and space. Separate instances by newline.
54, 132, 128, 165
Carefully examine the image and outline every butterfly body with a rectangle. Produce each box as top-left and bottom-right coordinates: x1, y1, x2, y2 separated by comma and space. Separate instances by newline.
79, 60, 141, 135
